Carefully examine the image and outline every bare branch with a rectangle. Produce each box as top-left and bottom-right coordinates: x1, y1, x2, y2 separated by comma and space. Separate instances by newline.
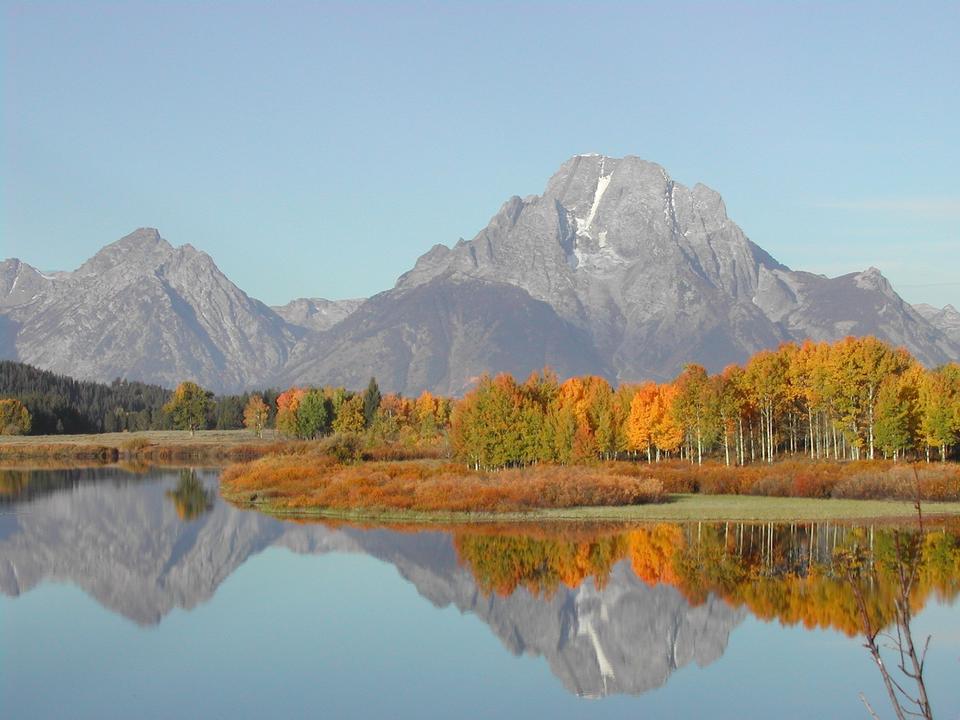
859, 693, 882, 720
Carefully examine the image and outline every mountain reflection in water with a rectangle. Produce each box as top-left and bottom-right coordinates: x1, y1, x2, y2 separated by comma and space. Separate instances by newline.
1, 466, 958, 702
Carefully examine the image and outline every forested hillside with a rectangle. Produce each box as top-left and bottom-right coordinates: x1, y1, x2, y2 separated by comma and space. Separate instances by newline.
0, 361, 278, 434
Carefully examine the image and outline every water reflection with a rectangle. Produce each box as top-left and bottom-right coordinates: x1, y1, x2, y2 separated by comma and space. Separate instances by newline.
165, 469, 215, 521
1, 467, 958, 702
837, 518, 938, 719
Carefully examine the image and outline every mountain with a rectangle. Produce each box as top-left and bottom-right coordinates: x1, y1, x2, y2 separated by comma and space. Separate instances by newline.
1, 229, 299, 392
281, 277, 608, 395
271, 297, 364, 333
284, 154, 960, 389
3, 156, 958, 393
0, 468, 743, 697
913, 303, 960, 346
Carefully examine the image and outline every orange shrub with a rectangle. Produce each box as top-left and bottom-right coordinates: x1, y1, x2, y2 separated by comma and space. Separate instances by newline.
221, 458, 665, 514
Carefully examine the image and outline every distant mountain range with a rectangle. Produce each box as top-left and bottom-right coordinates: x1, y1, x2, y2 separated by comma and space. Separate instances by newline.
2, 154, 958, 394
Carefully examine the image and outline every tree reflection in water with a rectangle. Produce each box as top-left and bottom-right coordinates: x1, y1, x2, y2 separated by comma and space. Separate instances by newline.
453, 521, 960, 634
452, 517, 959, 709
165, 468, 215, 521
838, 505, 936, 720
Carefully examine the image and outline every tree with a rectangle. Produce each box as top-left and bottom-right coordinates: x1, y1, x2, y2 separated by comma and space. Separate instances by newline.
590, 386, 619, 460
652, 384, 684, 458
744, 349, 788, 463
0, 398, 31, 435
626, 383, 660, 462
163, 382, 213, 436
415, 391, 440, 438
214, 394, 245, 430
275, 388, 306, 437
297, 389, 330, 439
243, 395, 270, 438
852, 337, 913, 459
450, 374, 526, 469
874, 369, 921, 460
673, 364, 716, 465
332, 394, 365, 435
363, 377, 382, 428
919, 364, 960, 462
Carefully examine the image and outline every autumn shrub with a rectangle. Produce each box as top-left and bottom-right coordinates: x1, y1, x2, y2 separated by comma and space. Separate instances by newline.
363, 442, 446, 462
604, 458, 960, 500
696, 467, 755, 495
606, 460, 697, 493
221, 459, 665, 514
749, 475, 793, 497
317, 433, 363, 463
789, 470, 838, 498
120, 437, 152, 454
832, 464, 960, 501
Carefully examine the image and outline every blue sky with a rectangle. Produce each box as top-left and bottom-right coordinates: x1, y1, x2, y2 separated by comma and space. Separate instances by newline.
3, 1, 958, 307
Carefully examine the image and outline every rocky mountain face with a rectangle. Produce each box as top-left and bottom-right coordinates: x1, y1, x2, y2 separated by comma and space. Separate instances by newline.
1, 229, 307, 392
281, 277, 607, 395
3, 156, 957, 393
0, 470, 742, 696
271, 297, 364, 333
282, 154, 959, 391
379, 154, 959, 380
913, 303, 960, 346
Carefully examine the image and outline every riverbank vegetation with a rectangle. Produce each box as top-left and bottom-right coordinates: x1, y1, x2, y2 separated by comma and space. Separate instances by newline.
6, 336, 960, 517
221, 447, 960, 519
449, 337, 960, 468
221, 455, 666, 513
215, 337, 960, 517
0, 429, 293, 463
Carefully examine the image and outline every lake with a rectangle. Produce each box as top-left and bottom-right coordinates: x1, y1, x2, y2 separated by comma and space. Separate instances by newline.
1, 466, 958, 719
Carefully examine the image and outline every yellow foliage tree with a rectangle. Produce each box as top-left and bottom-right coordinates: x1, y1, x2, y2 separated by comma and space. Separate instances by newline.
242, 394, 270, 438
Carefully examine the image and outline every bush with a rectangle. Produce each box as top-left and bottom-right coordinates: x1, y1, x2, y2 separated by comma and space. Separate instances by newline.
221, 460, 665, 513
317, 433, 363, 463
120, 437, 152, 454
832, 465, 960, 501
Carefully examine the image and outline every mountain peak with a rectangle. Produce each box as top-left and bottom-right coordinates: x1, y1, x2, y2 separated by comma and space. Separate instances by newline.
854, 266, 893, 293
120, 227, 165, 244
75, 228, 174, 276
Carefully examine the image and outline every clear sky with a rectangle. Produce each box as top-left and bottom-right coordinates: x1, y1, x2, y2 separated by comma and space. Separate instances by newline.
3, 1, 958, 308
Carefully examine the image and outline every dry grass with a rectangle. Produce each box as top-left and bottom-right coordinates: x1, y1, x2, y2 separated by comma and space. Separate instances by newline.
0, 430, 450, 466
608, 459, 960, 501
221, 452, 960, 521
221, 455, 665, 513
0, 429, 297, 463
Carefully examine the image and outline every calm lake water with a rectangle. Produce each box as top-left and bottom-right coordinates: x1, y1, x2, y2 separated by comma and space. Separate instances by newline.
1, 466, 958, 719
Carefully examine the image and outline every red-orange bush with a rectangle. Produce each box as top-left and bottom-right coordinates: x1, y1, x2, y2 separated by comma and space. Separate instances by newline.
221, 458, 665, 514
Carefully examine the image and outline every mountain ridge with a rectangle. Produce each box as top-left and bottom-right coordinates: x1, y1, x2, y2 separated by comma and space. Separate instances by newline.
3, 155, 958, 393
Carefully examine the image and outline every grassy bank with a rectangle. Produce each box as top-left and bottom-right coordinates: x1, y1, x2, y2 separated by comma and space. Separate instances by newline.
221, 456, 666, 514
221, 448, 960, 523
225, 492, 960, 524
0, 429, 294, 463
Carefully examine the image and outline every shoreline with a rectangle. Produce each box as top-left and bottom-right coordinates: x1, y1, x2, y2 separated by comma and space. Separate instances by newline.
6, 432, 960, 524
0, 429, 290, 462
